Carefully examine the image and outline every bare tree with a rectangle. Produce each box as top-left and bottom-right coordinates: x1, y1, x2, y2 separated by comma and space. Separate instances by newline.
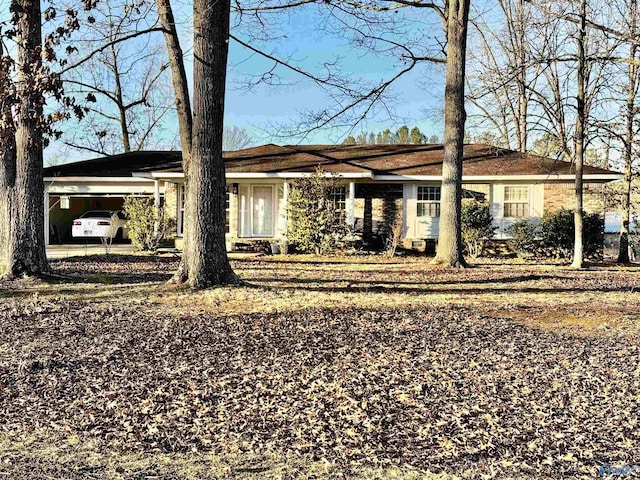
157, 0, 238, 287
61, 0, 175, 156
223, 125, 253, 151
571, 0, 587, 268
467, 0, 548, 151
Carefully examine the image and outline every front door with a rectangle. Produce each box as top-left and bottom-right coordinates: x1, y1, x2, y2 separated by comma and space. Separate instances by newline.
252, 185, 274, 237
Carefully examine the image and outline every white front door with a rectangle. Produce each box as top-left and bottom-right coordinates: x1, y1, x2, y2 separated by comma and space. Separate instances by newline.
415, 185, 441, 239
251, 185, 275, 237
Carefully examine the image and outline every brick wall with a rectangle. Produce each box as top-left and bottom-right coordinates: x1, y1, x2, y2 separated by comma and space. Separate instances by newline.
544, 183, 605, 214
164, 181, 179, 232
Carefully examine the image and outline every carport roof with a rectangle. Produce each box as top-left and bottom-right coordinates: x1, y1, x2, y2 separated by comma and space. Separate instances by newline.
44, 144, 622, 179
44, 151, 182, 177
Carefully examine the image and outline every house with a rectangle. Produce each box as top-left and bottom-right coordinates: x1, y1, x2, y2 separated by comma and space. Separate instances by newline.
44, 144, 623, 250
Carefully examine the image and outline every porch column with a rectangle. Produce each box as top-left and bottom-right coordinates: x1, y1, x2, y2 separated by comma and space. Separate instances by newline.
44, 186, 50, 246
153, 179, 160, 235
347, 181, 355, 229
281, 180, 289, 237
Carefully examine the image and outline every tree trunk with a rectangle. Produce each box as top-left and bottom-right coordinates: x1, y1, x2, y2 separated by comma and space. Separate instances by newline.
618, 0, 637, 264
433, 0, 470, 268
571, 0, 586, 269
0, 0, 49, 279
110, 44, 132, 152
177, 0, 238, 287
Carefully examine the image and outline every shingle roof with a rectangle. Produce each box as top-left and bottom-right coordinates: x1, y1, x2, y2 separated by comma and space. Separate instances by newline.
44, 144, 620, 178
44, 151, 182, 177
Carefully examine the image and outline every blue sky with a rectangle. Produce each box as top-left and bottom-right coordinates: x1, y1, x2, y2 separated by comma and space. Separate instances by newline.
2, 2, 451, 163
166, 1, 447, 147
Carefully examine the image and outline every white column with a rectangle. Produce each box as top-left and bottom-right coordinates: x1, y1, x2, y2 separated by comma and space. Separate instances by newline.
347, 182, 355, 229
281, 181, 289, 237
154, 179, 161, 206
153, 179, 160, 235
44, 186, 50, 246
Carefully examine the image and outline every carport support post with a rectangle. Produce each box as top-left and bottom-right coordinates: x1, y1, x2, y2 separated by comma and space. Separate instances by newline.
44, 186, 50, 246
347, 182, 355, 230
154, 179, 161, 236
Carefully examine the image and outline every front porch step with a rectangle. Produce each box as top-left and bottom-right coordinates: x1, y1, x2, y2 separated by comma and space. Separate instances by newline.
229, 240, 272, 253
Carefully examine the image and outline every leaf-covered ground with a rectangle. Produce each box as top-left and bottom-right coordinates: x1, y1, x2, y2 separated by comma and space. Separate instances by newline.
0, 254, 639, 479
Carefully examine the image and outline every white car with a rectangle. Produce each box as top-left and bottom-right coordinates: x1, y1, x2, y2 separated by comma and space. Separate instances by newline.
72, 210, 129, 241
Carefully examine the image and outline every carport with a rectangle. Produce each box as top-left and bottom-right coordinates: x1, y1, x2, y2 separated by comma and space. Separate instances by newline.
45, 178, 161, 244
43, 151, 180, 245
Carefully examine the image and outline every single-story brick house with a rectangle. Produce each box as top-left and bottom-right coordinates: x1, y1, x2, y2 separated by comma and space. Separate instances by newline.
44, 143, 622, 249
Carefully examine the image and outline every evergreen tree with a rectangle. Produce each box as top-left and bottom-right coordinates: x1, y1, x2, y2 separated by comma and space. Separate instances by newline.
397, 125, 410, 143
410, 127, 423, 144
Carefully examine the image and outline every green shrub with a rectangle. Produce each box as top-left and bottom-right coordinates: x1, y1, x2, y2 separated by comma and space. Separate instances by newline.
507, 208, 604, 260
539, 208, 574, 259
123, 196, 174, 252
461, 201, 497, 258
582, 212, 605, 259
507, 219, 542, 258
287, 170, 349, 254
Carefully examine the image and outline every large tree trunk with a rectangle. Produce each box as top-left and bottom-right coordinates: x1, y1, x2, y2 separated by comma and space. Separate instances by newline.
618, 0, 637, 265
571, 0, 587, 269
0, 0, 49, 279
177, 0, 238, 287
433, 0, 470, 267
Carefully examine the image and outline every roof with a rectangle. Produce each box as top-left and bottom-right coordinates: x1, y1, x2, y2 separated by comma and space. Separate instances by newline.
44, 144, 621, 179
44, 151, 182, 177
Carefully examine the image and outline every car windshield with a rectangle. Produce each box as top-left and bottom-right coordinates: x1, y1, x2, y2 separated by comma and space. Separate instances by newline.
80, 210, 112, 219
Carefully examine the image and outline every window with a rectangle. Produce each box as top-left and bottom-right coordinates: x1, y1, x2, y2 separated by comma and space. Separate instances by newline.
178, 186, 185, 235
504, 186, 529, 218
417, 186, 441, 218
329, 186, 347, 211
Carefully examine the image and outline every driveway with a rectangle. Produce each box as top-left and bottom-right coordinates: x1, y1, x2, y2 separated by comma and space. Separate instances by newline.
46, 244, 136, 259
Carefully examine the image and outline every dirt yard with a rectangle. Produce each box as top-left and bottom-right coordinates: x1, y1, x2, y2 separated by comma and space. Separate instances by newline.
0, 254, 638, 479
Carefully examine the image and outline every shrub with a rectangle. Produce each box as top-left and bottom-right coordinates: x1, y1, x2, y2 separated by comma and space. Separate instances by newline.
123, 196, 174, 252
461, 201, 497, 258
539, 208, 574, 259
287, 170, 349, 254
507, 219, 542, 258
582, 212, 605, 259
507, 208, 604, 260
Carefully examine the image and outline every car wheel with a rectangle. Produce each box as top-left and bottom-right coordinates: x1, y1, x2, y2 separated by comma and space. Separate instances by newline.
115, 228, 123, 242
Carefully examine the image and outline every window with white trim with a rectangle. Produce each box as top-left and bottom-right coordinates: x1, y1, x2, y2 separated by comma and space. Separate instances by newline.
178, 185, 185, 235
329, 186, 347, 211
417, 186, 441, 218
503, 186, 529, 218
